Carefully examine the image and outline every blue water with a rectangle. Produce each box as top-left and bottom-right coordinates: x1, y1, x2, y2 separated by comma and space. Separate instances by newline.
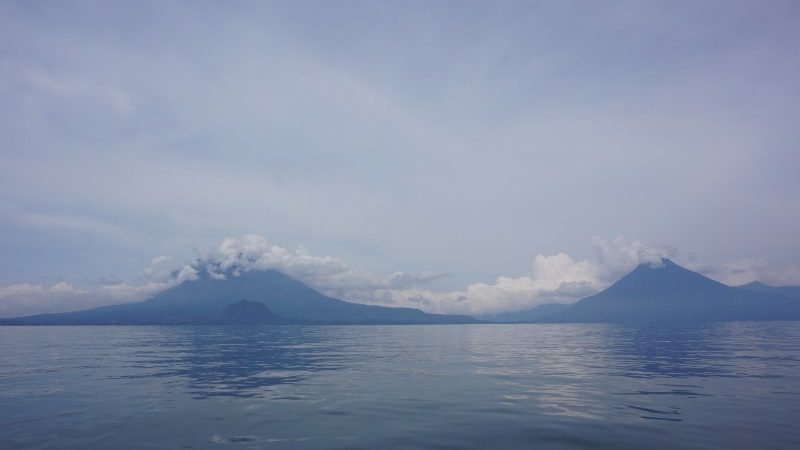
1, 323, 799, 449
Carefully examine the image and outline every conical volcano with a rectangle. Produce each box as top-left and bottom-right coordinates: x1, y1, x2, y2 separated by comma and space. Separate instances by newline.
0, 269, 477, 325
542, 259, 800, 323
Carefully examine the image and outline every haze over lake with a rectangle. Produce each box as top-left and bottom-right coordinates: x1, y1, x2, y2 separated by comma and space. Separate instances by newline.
3, 323, 800, 450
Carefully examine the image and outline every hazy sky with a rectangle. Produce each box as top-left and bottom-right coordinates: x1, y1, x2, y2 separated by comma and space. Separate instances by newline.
1, 1, 799, 316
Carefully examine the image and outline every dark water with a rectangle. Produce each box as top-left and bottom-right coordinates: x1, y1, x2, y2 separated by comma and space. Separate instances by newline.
2, 323, 800, 449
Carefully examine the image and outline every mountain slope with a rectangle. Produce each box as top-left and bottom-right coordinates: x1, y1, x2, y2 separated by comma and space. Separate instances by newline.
538, 259, 800, 323
0, 269, 477, 325
737, 281, 800, 299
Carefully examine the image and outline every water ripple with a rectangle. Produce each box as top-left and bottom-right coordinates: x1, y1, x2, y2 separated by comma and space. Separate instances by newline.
2, 322, 800, 449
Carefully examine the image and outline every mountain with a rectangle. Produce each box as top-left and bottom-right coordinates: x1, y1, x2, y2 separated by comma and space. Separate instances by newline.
532, 259, 800, 323
737, 281, 800, 299
218, 299, 279, 324
0, 269, 477, 325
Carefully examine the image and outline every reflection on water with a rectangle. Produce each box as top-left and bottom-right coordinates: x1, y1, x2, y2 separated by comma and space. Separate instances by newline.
2, 323, 800, 449
119, 327, 346, 398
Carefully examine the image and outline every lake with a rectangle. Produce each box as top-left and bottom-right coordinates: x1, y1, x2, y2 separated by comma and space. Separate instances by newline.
2, 323, 799, 449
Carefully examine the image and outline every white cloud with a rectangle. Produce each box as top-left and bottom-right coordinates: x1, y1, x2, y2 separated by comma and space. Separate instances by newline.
353, 238, 671, 315
591, 236, 671, 278
0, 282, 92, 317
0, 262, 198, 317
196, 234, 445, 295
144, 255, 175, 281
0, 282, 88, 317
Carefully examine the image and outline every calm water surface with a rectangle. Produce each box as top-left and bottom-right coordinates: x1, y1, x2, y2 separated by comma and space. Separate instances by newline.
2, 323, 799, 449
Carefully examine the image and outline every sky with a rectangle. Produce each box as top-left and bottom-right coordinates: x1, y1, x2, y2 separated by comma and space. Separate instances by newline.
1, 0, 799, 317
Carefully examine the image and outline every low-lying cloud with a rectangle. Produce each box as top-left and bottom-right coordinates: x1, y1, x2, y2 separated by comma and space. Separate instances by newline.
359, 238, 672, 315
1, 234, 798, 318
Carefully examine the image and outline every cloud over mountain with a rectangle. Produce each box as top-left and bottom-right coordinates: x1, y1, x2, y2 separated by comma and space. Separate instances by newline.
6, 234, 794, 318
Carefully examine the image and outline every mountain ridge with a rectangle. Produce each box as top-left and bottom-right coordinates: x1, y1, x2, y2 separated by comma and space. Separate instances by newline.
737, 281, 800, 299
3, 260, 799, 325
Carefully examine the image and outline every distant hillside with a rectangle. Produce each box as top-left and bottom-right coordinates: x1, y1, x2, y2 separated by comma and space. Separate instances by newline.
526, 259, 800, 323
737, 281, 800, 299
0, 269, 477, 325
479, 303, 569, 323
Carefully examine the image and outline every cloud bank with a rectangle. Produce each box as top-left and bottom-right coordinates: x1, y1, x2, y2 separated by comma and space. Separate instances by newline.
3, 234, 797, 318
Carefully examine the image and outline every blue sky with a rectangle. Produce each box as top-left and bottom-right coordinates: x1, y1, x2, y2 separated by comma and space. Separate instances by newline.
1, 1, 799, 316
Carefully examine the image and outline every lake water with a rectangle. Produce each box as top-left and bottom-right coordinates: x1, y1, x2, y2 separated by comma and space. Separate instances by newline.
2, 323, 799, 449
